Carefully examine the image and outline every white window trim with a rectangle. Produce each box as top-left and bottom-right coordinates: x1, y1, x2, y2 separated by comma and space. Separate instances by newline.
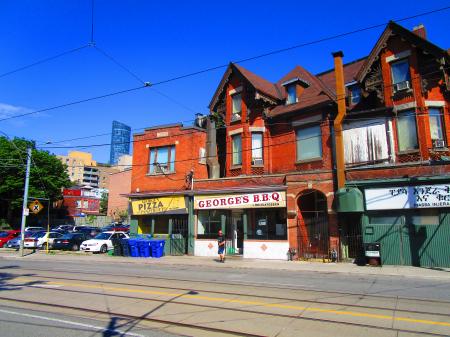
229, 86, 243, 96
393, 101, 417, 112
249, 126, 266, 132
228, 128, 243, 136
386, 50, 411, 63
425, 101, 446, 107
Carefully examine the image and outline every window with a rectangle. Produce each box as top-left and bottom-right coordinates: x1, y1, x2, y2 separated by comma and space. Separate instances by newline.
349, 85, 361, 105
391, 59, 411, 91
429, 108, 445, 146
286, 84, 297, 104
251, 133, 263, 165
149, 146, 176, 174
247, 209, 287, 240
296, 125, 322, 161
231, 93, 242, 121
232, 134, 242, 166
396, 110, 418, 151
197, 210, 225, 239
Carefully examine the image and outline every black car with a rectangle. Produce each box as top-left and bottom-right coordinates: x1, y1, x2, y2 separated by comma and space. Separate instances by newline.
75, 226, 101, 237
52, 232, 89, 251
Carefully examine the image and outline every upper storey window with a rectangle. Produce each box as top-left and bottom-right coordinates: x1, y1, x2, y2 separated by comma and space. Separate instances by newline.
391, 59, 411, 93
231, 93, 242, 122
286, 84, 297, 105
396, 110, 418, 152
348, 85, 361, 105
149, 146, 175, 174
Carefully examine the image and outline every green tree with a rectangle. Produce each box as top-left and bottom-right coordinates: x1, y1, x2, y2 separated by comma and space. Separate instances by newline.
100, 192, 108, 215
0, 137, 71, 224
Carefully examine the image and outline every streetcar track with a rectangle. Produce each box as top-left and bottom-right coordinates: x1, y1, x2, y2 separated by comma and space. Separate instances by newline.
7, 269, 450, 318
0, 295, 447, 337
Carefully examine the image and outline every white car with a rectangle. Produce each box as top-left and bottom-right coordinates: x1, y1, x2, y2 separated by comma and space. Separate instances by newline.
80, 231, 129, 253
23, 231, 63, 249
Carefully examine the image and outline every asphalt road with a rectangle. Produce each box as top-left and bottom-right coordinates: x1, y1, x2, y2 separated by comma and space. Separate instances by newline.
0, 258, 449, 336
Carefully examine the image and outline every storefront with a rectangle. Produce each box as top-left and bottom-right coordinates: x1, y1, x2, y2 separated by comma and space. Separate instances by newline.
193, 190, 289, 260
130, 195, 190, 254
342, 181, 450, 267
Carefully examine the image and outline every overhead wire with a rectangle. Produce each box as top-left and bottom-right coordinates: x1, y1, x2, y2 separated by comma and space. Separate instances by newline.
0, 6, 448, 123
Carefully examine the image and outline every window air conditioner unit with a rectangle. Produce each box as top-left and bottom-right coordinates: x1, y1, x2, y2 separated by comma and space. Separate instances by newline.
433, 139, 445, 148
394, 81, 410, 92
252, 159, 264, 166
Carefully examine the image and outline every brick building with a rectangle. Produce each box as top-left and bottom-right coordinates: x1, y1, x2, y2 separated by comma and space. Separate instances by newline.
107, 168, 132, 220
334, 22, 450, 267
127, 22, 450, 265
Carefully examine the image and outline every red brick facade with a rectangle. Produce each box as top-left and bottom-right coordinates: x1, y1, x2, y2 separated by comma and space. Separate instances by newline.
107, 169, 132, 219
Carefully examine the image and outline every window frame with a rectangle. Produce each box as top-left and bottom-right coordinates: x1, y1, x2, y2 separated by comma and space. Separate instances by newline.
396, 110, 419, 152
390, 58, 411, 92
286, 84, 297, 105
295, 124, 323, 162
231, 93, 242, 121
231, 134, 242, 166
148, 145, 176, 175
348, 85, 361, 105
251, 132, 264, 166
428, 107, 446, 147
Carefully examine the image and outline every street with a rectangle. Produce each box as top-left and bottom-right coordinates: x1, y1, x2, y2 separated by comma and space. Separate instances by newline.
0, 255, 449, 336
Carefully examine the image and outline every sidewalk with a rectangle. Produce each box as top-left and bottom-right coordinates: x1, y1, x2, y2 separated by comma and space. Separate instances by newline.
1, 249, 449, 280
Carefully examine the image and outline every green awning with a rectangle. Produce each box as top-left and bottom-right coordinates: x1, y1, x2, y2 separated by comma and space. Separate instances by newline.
336, 187, 364, 212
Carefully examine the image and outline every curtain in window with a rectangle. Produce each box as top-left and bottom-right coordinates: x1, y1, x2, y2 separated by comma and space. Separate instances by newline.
391, 60, 410, 84
170, 146, 176, 171
429, 108, 444, 140
251, 133, 263, 161
397, 111, 418, 151
296, 125, 322, 160
287, 85, 296, 104
232, 93, 242, 114
232, 134, 242, 165
343, 119, 389, 164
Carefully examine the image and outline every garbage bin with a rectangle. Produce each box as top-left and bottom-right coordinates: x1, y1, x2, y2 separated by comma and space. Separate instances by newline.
150, 240, 165, 258
121, 238, 130, 257
128, 239, 140, 257
138, 240, 151, 258
364, 242, 381, 266
112, 238, 123, 256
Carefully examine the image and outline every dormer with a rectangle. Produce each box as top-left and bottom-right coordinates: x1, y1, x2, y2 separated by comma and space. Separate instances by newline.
281, 77, 310, 105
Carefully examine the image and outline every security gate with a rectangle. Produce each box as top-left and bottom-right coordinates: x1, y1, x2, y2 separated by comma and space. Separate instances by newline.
297, 210, 329, 259
171, 216, 188, 255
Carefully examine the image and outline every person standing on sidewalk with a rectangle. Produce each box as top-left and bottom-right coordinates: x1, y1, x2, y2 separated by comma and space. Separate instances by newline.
218, 229, 225, 263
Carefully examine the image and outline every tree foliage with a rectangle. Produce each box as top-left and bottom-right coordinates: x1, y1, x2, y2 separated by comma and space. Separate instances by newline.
100, 192, 108, 214
0, 137, 71, 222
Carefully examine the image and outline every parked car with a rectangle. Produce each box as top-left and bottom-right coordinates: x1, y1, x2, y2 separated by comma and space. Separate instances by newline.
5, 232, 33, 249
0, 230, 21, 248
23, 231, 63, 249
101, 224, 129, 233
80, 231, 129, 253
76, 226, 101, 238
24, 226, 45, 232
52, 232, 90, 251
54, 225, 73, 231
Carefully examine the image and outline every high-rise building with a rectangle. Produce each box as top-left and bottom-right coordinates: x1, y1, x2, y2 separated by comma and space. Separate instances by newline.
110, 121, 131, 165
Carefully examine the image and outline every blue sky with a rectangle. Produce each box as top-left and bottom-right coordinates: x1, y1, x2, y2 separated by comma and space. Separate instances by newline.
0, 0, 449, 163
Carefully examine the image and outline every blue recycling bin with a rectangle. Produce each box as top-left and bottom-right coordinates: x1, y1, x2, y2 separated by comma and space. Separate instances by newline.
150, 240, 165, 258
139, 240, 151, 258
128, 239, 140, 258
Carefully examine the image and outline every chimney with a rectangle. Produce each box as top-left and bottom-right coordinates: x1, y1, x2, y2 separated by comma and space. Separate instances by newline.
332, 51, 346, 190
206, 117, 220, 179
412, 24, 426, 40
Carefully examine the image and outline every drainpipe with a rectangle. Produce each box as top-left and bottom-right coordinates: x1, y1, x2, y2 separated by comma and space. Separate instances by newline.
332, 51, 347, 189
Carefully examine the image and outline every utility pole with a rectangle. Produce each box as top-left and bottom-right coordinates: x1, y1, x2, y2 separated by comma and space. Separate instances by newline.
19, 147, 32, 257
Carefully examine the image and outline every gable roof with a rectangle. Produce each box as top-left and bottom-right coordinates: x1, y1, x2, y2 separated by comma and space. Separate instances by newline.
267, 66, 336, 118
208, 63, 282, 111
317, 57, 367, 93
356, 21, 449, 82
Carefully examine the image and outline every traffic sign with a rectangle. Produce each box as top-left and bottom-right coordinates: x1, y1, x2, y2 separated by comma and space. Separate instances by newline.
29, 200, 44, 214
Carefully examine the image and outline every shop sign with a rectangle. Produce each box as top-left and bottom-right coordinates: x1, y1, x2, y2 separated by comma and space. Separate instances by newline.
194, 191, 286, 210
132, 196, 186, 215
365, 184, 450, 210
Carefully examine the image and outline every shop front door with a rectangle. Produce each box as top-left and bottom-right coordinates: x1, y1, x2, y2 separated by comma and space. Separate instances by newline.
226, 211, 243, 255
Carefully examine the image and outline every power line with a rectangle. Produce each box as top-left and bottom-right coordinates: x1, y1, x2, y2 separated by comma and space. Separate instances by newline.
0, 6, 448, 123
0, 44, 91, 79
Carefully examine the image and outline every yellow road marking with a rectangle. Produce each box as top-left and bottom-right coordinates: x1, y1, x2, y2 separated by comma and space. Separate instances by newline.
9, 277, 450, 328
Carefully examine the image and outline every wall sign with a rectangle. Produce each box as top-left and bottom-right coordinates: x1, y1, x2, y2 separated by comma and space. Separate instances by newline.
194, 191, 286, 210
131, 196, 186, 215
365, 184, 450, 210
